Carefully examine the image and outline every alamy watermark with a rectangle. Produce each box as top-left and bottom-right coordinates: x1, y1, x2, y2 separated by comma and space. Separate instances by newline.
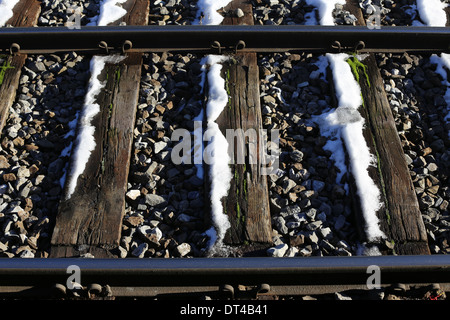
366, 265, 381, 289
366, 5, 381, 29
170, 122, 280, 176
66, 264, 81, 290
66, 5, 82, 30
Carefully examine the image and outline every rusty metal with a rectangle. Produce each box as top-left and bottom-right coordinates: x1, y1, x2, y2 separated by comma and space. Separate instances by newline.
122, 39, 132, 53
211, 40, 222, 54
235, 40, 246, 53
354, 40, 366, 52
9, 42, 20, 55
98, 40, 109, 54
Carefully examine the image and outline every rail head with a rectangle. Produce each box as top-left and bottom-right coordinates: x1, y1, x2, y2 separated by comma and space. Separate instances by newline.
0, 25, 449, 54
0, 256, 449, 288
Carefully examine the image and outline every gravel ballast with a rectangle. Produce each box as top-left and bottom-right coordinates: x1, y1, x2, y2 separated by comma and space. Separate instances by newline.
0, 53, 90, 258
1, 0, 448, 259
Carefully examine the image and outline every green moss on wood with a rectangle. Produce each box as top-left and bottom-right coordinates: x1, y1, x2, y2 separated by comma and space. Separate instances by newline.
0, 57, 14, 86
346, 55, 370, 87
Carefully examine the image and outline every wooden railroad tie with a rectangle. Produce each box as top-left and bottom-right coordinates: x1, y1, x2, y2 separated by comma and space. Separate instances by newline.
2, 0, 433, 257
210, 0, 273, 248
343, 0, 430, 255
50, 0, 149, 258
0, 0, 41, 135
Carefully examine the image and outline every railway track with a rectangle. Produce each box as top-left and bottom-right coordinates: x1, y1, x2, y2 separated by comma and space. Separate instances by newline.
0, 0, 449, 301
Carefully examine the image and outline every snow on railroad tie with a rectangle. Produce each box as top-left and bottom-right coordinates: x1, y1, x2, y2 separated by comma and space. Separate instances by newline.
0, 0, 20, 27
304, 1, 385, 242
63, 0, 129, 198
64, 55, 125, 199
191, 1, 234, 254
197, 55, 233, 255
175, 54, 233, 255
314, 53, 386, 242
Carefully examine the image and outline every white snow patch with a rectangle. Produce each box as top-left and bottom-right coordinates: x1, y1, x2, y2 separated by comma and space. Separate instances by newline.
198, 55, 233, 254
304, 11, 318, 25
97, 0, 127, 26
203, 121, 232, 248
58, 112, 79, 189
416, 0, 448, 27
65, 113, 79, 138
327, 53, 363, 108
61, 142, 73, 158
430, 53, 450, 138
341, 121, 384, 240
204, 55, 230, 122
0, 0, 19, 27
194, 0, 233, 25
432, 53, 450, 75
305, 0, 385, 241
64, 55, 125, 199
310, 55, 329, 80
357, 243, 382, 256
193, 109, 204, 179
87, 0, 127, 26
315, 53, 385, 241
304, 0, 346, 26
318, 112, 347, 185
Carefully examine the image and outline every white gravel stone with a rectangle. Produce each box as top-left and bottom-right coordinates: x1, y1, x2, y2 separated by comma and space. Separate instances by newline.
145, 194, 166, 207
266, 243, 288, 257
153, 141, 167, 154
126, 189, 141, 201
176, 243, 191, 257
19, 250, 35, 258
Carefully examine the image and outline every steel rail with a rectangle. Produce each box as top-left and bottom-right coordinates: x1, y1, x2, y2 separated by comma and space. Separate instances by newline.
0, 25, 449, 54
0, 255, 449, 288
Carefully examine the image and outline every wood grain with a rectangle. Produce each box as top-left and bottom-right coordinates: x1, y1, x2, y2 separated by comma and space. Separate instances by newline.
216, 53, 272, 245
211, 0, 272, 246
344, 0, 430, 255
6, 0, 41, 27
50, 0, 149, 257
358, 54, 429, 254
0, 55, 26, 134
51, 57, 142, 250
0, 0, 41, 136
